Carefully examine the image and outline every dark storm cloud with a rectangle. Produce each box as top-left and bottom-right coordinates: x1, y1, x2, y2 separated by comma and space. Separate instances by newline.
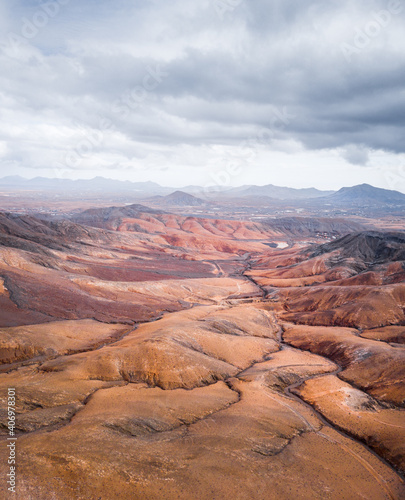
0, 0, 404, 186
342, 145, 370, 166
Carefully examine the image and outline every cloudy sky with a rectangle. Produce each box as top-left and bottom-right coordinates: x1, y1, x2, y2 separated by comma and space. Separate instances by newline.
1, 0, 405, 191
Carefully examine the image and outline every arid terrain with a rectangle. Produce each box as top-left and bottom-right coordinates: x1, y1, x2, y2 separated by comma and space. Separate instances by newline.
2, 0, 405, 492
0, 192, 404, 499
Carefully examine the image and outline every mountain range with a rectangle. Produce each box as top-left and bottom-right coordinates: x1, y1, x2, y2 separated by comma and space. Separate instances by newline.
0, 176, 172, 194
1, 176, 405, 206
222, 184, 335, 199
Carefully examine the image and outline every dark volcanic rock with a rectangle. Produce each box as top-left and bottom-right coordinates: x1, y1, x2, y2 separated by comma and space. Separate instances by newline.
0, 212, 110, 253
71, 204, 163, 230
263, 217, 364, 238
310, 231, 405, 264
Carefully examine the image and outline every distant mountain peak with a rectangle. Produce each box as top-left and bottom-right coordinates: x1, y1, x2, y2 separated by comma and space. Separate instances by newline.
163, 191, 207, 206
330, 184, 405, 205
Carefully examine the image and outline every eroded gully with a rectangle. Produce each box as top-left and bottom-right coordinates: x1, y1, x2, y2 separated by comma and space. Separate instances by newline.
1, 254, 404, 494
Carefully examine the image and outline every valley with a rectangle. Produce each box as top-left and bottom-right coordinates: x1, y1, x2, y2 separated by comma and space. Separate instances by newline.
0, 182, 404, 499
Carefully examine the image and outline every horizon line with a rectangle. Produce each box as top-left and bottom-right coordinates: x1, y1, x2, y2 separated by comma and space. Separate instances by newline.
0, 175, 403, 194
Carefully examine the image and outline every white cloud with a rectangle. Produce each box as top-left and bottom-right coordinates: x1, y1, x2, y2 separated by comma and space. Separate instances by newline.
0, 0, 404, 191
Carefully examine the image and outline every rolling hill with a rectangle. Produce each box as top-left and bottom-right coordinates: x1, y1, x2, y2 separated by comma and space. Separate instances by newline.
322, 183, 405, 206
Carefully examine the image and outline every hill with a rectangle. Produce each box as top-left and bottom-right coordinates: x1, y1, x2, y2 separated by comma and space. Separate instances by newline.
157, 191, 207, 207
324, 184, 405, 206
263, 217, 365, 238
224, 184, 334, 199
71, 204, 162, 229
311, 231, 405, 264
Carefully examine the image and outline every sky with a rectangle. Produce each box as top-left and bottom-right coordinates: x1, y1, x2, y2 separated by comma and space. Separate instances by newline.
0, 0, 405, 192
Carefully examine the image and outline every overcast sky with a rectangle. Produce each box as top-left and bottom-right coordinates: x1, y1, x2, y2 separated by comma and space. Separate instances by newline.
1, 0, 405, 191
